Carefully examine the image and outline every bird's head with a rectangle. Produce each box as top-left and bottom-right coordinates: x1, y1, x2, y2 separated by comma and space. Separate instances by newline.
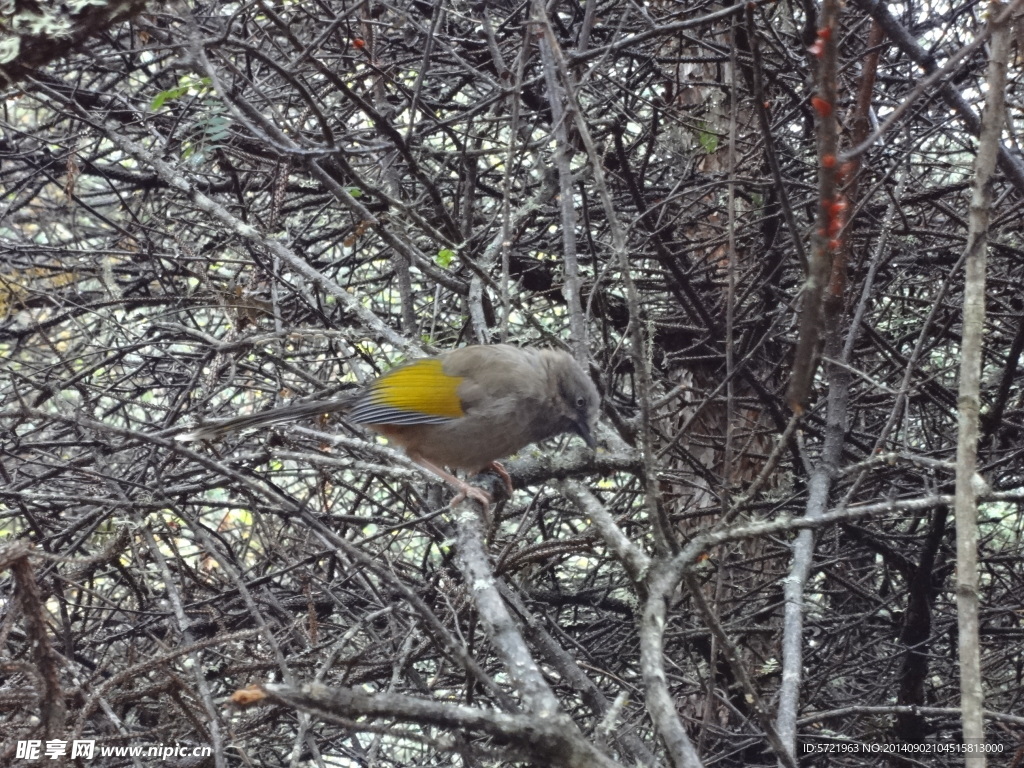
546, 351, 601, 449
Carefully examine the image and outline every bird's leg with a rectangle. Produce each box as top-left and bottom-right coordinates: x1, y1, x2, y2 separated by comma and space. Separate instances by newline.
407, 453, 492, 506
487, 461, 514, 497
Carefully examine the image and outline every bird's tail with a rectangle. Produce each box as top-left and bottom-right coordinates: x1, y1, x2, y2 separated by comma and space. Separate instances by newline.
176, 398, 352, 442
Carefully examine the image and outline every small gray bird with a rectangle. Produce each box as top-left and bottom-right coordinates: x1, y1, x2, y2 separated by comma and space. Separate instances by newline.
178, 344, 600, 504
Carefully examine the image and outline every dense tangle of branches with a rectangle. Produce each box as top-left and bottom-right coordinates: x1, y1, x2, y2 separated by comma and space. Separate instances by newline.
2, 0, 1023, 766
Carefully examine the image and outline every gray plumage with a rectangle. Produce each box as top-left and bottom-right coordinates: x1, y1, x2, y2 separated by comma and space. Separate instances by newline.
177, 344, 600, 504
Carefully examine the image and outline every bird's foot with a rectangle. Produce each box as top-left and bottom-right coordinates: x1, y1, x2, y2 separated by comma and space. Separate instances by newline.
487, 461, 514, 498
407, 452, 493, 507
450, 482, 493, 507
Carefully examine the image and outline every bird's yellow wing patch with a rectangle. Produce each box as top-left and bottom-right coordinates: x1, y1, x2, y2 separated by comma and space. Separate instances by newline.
350, 358, 465, 425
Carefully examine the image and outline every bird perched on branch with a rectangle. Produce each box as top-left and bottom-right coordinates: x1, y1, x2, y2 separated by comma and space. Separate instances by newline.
177, 344, 600, 505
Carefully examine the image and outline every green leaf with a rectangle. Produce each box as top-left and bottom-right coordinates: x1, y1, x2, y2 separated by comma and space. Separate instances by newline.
436, 248, 456, 267
698, 127, 718, 154
204, 114, 231, 143
151, 86, 190, 111
151, 77, 212, 111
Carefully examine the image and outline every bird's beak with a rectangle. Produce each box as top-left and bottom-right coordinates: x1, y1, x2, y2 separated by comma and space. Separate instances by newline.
575, 420, 597, 449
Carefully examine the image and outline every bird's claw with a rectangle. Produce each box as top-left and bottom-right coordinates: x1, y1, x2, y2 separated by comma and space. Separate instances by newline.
451, 483, 492, 507
487, 461, 514, 498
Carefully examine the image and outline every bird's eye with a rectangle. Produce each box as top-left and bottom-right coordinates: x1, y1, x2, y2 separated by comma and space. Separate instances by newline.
575, 396, 586, 408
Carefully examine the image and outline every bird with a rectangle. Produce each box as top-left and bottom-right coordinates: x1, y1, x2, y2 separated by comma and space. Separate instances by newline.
177, 344, 600, 505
